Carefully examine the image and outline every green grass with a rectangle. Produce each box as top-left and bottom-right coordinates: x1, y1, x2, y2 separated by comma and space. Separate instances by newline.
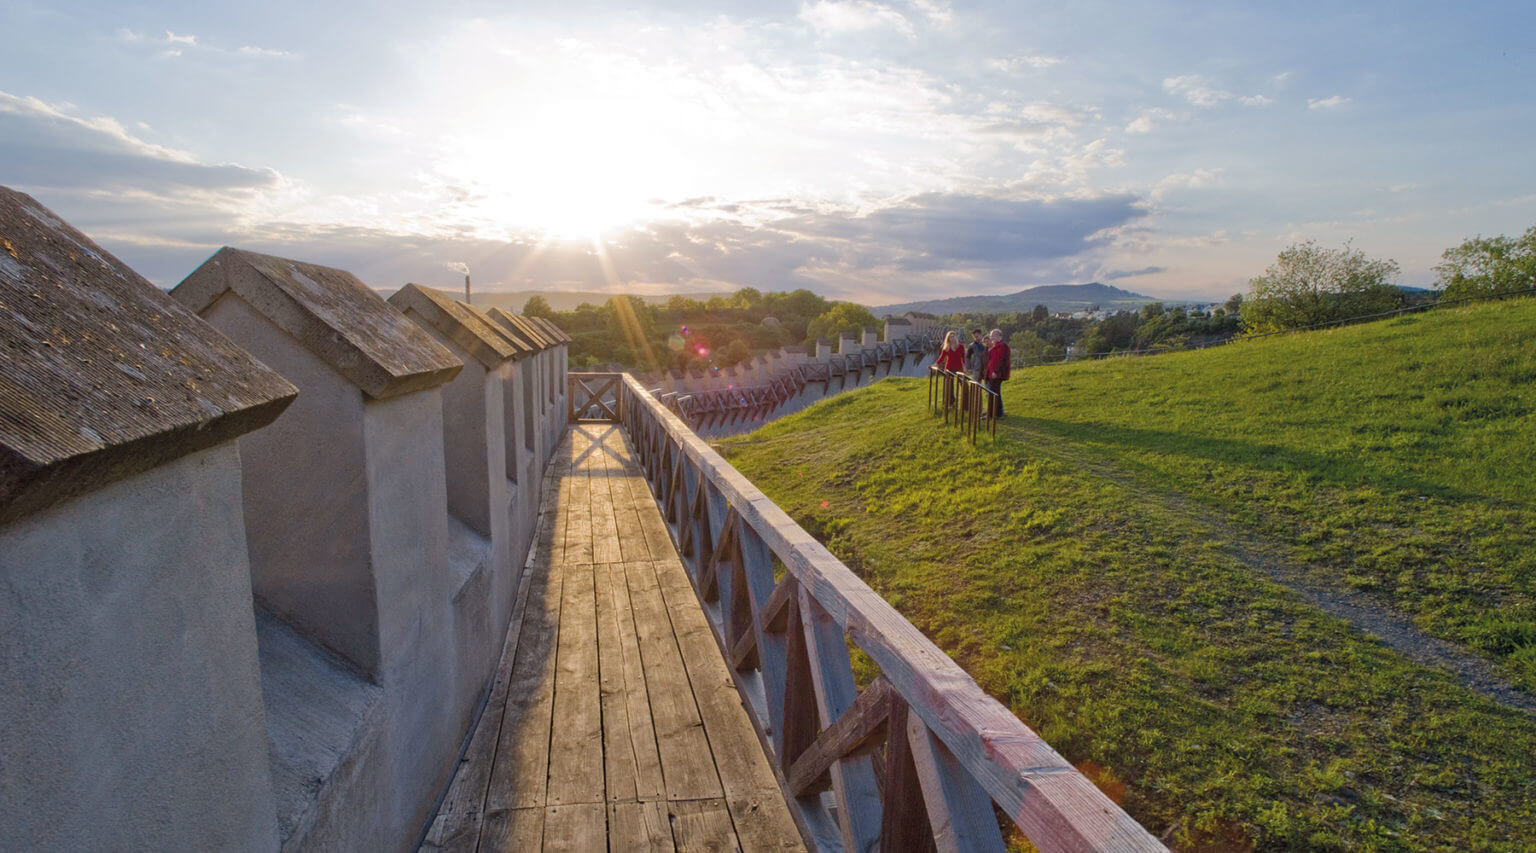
719, 298, 1536, 850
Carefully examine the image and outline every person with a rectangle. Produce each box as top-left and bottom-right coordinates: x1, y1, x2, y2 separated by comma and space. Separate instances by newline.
936, 331, 965, 372
982, 328, 1010, 418
965, 328, 988, 380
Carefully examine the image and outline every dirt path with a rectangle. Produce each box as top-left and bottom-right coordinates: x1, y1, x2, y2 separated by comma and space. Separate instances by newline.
1007, 422, 1536, 717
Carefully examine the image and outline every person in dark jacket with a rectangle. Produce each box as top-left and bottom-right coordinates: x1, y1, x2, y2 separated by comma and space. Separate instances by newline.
965, 328, 987, 380
983, 328, 1010, 418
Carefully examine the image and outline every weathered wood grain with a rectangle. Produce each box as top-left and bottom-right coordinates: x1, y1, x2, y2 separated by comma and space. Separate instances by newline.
482, 560, 562, 812
541, 802, 607, 852
546, 561, 604, 806
609, 801, 673, 852
626, 560, 726, 802
477, 806, 544, 852
668, 798, 738, 853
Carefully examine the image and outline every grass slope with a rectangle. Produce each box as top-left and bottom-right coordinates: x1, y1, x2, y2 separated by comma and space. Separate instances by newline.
719, 299, 1536, 850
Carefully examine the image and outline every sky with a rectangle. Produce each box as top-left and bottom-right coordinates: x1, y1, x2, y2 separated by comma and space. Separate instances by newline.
2, 1, 1534, 305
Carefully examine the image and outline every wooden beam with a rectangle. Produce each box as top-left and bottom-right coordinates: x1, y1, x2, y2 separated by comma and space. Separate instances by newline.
760, 575, 795, 633
906, 711, 1006, 853
880, 696, 937, 853
785, 675, 894, 797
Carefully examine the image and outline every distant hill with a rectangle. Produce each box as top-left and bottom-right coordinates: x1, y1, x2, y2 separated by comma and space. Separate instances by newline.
466, 290, 726, 313
873, 282, 1157, 316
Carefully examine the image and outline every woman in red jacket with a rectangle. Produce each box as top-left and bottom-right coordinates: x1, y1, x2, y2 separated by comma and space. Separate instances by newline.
982, 328, 1010, 418
936, 331, 965, 372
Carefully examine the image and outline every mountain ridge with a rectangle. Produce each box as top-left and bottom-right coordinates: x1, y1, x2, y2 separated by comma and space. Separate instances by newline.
874, 282, 1157, 316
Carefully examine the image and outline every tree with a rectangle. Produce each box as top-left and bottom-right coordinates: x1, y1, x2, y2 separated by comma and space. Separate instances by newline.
1032, 304, 1049, 322
523, 294, 552, 317
1435, 226, 1536, 299
804, 302, 879, 347
1009, 329, 1049, 363
721, 339, 751, 366
1224, 292, 1244, 315
1242, 241, 1401, 334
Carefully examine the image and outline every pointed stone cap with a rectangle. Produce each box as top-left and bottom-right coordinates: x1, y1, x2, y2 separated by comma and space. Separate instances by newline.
487, 307, 554, 350
172, 248, 463, 399
0, 188, 297, 523
460, 303, 533, 359
528, 315, 571, 344
387, 284, 517, 369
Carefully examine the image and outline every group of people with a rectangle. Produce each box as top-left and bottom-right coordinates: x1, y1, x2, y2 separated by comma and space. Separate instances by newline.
936, 328, 1011, 417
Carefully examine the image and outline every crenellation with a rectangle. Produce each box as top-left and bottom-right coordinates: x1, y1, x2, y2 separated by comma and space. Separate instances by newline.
1, 192, 572, 852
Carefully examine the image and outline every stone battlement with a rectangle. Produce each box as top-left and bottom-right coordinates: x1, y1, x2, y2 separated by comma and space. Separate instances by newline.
0, 188, 569, 852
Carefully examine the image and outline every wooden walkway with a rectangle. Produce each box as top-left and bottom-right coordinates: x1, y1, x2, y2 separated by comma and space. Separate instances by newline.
422, 425, 804, 852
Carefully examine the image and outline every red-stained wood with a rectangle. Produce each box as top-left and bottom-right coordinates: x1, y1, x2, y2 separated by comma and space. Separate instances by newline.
778, 589, 819, 775
785, 675, 894, 797
880, 696, 938, 853
760, 575, 795, 634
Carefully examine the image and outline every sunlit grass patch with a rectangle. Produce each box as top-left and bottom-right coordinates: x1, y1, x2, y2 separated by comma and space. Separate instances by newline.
720, 297, 1536, 850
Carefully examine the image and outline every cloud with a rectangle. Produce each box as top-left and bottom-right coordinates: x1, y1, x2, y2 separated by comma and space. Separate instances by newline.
1151, 168, 1221, 200
1163, 74, 1271, 108
0, 91, 280, 195
1103, 265, 1166, 280
907, 0, 953, 25
115, 27, 295, 61
799, 1, 916, 38
1308, 95, 1351, 110
988, 55, 1064, 72
1125, 107, 1175, 134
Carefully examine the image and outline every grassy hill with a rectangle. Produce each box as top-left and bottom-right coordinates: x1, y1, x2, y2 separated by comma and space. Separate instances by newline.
719, 298, 1536, 850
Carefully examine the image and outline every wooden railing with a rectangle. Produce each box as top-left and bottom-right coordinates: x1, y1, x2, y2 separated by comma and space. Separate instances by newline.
927, 366, 999, 445
616, 373, 1163, 852
569, 372, 621, 422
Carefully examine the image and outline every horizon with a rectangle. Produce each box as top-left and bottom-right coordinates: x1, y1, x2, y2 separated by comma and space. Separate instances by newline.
3, 1, 1533, 304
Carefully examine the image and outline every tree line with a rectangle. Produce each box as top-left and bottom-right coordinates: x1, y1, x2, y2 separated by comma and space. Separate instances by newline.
523, 288, 881, 372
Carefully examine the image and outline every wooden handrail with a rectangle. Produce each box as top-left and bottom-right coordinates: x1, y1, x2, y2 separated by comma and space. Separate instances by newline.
617, 373, 1164, 852
928, 366, 998, 444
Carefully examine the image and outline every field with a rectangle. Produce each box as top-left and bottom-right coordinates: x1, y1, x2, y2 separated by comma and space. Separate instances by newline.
718, 298, 1536, 850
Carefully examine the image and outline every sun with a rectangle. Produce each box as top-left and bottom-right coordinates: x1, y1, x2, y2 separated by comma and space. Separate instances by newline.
430, 88, 699, 242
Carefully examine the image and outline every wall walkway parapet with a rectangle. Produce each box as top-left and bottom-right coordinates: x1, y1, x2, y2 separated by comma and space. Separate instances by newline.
1, 188, 296, 851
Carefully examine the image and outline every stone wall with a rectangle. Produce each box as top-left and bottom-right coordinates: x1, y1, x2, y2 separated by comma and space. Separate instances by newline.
0, 189, 570, 852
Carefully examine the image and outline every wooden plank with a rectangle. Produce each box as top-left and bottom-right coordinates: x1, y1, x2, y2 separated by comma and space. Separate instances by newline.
797, 589, 883, 851
597, 560, 666, 803
542, 802, 608, 852
880, 698, 937, 853
779, 591, 819, 772
589, 430, 624, 565
546, 561, 604, 806
905, 712, 1006, 853
421, 562, 539, 851
652, 556, 805, 851
482, 560, 563, 814
477, 807, 543, 852
609, 801, 673, 852
613, 375, 1163, 851
528, 434, 571, 569
668, 798, 738, 853
729, 615, 758, 672
785, 676, 893, 797
626, 560, 726, 802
